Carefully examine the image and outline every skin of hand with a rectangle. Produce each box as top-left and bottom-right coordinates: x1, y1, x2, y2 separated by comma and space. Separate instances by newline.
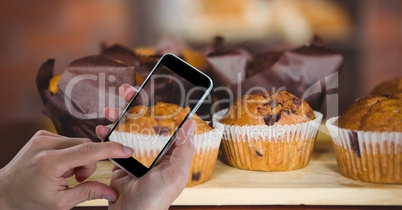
95, 84, 196, 210
0, 130, 134, 210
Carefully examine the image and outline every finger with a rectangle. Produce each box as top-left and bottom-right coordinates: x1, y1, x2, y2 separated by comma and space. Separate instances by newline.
30, 135, 91, 151
61, 160, 97, 182
56, 142, 133, 174
163, 119, 195, 160
30, 130, 64, 149
103, 107, 122, 122
62, 181, 118, 207
168, 120, 195, 167
53, 138, 92, 150
62, 168, 74, 178
156, 120, 195, 188
96, 125, 110, 140
33, 130, 62, 138
119, 83, 137, 102
74, 163, 97, 182
111, 167, 130, 180
170, 119, 196, 153
112, 164, 120, 171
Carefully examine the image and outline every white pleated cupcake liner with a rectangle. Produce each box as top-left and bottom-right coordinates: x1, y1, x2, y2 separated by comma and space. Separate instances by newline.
212, 109, 322, 171
326, 117, 402, 183
213, 109, 322, 143
109, 122, 224, 159
110, 122, 224, 185
326, 117, 402, 155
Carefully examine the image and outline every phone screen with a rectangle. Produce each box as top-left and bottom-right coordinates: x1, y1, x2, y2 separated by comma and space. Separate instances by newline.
105, 54, 212, 174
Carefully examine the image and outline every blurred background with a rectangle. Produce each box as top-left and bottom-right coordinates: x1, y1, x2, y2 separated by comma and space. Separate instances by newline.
0, 0, 401, 167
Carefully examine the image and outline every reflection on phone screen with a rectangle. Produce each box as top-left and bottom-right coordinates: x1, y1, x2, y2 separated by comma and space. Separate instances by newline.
108, 64, 205, 168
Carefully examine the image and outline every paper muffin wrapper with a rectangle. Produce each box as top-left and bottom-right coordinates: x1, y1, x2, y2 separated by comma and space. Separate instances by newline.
213, 109, 323, 171
326, 117, 402, 184
109, 122, 224, 186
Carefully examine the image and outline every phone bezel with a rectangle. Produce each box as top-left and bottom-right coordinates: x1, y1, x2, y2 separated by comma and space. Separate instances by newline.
103, 53, 213, 177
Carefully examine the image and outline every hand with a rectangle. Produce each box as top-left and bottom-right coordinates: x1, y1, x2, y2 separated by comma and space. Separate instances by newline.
0, 131, 134, 210
96, 84, 196, 210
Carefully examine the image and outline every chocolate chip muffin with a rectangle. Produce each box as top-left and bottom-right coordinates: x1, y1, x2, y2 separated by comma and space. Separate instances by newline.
370, 77, 402, 96
116, 102, 212, 135
338, 93, 402, 132
326, 93, 402, 184
220, 91, 315, 126
111, 102, 223, 187
215, 91, 322, 171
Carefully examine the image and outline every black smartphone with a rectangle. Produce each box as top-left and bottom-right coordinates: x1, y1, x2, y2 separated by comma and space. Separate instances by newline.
103, 53, 213, 177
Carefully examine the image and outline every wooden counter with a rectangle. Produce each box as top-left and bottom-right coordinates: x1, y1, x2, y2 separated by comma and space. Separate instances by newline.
68, 130, 402, 207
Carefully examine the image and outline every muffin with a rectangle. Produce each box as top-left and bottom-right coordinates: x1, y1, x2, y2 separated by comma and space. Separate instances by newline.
48, 74, 61, 94
37, 55, 137, 142
326, 93, 402, 184
371, 77, 402, 95
111, 102, 223, 186
115, 102, 212, 135
214, 91, 322, 171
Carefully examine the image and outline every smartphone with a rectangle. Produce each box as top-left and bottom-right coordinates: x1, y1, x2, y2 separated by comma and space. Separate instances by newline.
103, 53, 213, 177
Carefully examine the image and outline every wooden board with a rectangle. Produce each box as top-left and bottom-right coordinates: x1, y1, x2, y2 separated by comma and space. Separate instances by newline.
68, 130, 402, 207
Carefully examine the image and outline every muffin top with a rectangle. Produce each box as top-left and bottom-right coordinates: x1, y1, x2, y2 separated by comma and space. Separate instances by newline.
219, 91, 315, 126
116, 102, 212, 135
371, 77, 402, 95
338, 93, 402, 132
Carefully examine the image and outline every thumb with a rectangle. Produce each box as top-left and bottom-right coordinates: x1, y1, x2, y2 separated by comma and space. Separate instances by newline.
176, 119, 196, 146
62, 181, 118, 208
169, 119, 196, 166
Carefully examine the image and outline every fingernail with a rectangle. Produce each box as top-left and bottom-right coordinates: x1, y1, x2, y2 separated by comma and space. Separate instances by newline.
123, 146, 133, 156
104, 195, 115, 202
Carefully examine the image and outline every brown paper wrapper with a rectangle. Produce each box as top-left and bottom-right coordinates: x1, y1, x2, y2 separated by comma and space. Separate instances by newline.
100, 43, 160, 84
100, 36, 203, 79
36, 55, 136, 142
100, 40, 213, 119
205, 37, 343, 112
38, 36, 342, 141
99, 37, 342, 119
